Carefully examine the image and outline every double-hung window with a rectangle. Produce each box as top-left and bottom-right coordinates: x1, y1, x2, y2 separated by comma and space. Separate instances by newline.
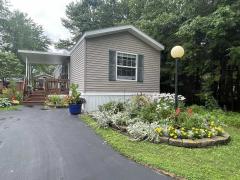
116, 52, 137, 81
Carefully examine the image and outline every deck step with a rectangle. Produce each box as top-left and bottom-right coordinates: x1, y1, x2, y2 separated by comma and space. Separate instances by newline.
23, 90, 46, 105
23, 101, 45, 105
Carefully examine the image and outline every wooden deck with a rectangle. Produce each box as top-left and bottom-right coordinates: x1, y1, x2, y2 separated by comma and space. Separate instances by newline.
23, 78, 69, 105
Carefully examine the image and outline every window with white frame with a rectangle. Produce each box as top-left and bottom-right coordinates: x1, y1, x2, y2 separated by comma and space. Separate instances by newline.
116, 52, 137, 81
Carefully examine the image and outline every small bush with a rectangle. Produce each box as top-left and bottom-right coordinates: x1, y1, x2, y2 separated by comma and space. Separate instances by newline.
137, 102, 158, 123
0, 98, 12, 107
111, 111, 130, 126
127, 121, 160, 142
91, 111, 113, 128
98, 101, 125, 114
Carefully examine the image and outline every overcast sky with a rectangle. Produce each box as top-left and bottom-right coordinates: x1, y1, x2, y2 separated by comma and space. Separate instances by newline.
9, 0, 73, 44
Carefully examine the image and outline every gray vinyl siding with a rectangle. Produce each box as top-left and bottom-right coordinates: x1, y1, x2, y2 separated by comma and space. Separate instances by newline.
85, 32, 160, 92
70, 39, 85, 92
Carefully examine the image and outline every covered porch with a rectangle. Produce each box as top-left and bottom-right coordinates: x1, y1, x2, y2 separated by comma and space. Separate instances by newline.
18, 50, 70, 99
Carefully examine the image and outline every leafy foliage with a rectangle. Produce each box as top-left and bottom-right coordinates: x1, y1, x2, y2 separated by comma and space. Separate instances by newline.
0, 52, 23, 81
45, 95, 69, 107
0, 2, 51, 79
68, 83, 86, 104
98, 101, 125, 114
0, 80, 23, 102
0, 98, 11, 107
91, 93, 227, 140
1, 10, 50, 53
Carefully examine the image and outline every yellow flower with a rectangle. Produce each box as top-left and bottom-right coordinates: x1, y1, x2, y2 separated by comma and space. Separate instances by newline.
155, 127, 163, 133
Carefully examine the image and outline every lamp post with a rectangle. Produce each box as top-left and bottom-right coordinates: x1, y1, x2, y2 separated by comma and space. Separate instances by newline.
171, 46, 185, 110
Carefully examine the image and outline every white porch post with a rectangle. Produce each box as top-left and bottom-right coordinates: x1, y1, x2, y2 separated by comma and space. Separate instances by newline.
67, 62, 70, 79
28, 63, 31, 85
25, 56, 28, 83
28, 63, 30, 85
25, 56, 28, 78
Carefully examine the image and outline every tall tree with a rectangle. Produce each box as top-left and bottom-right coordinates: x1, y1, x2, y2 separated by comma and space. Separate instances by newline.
56, 0, 128, 49
0, 51, 23, 82
2, 10, 51, 54
0, 0, 11, 50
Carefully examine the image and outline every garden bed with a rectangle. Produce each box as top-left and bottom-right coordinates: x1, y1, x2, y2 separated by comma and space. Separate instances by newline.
99, 119, 230, 148
90, 93, 231, 148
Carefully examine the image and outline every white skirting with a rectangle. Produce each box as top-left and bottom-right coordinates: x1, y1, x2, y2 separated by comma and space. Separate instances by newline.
81, 92, 153, 112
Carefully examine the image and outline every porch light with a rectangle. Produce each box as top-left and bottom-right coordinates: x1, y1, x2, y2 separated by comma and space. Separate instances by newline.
170, 45, 185, 110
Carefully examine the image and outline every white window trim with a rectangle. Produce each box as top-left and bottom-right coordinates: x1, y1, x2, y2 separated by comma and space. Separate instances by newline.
116, 51, 138, 82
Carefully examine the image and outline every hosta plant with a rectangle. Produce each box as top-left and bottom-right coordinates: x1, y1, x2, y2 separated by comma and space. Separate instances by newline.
0, 98, 12, 107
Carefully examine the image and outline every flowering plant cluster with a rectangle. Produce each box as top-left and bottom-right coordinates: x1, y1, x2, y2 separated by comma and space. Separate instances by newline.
148, 93, 186, 104
91, 93, 227, 142
155, 122, 224, 139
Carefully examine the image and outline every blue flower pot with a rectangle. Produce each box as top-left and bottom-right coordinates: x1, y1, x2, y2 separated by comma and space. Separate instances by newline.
69, 103, 82, 115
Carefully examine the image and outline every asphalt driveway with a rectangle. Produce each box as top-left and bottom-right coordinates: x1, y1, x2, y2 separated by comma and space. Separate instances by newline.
0, 106, 171, 180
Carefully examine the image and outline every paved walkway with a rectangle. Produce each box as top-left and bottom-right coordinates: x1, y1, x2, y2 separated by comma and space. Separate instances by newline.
0, 106, 171, 180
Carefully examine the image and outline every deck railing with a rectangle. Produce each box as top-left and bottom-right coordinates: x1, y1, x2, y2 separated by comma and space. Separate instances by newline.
45, 78, 69, 95
24, 78, 69, 96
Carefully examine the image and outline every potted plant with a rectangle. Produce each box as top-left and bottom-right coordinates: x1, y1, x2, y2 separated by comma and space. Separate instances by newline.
68, 83, 86, 115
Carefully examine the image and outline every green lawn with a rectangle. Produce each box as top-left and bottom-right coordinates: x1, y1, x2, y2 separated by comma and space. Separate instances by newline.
213, 111, 240, 128
0, 105, 20, 111
81, 115, 240, 180
189, 106, 240, 129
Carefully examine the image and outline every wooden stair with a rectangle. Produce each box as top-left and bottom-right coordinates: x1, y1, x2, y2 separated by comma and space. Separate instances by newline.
23, 90, 46, 105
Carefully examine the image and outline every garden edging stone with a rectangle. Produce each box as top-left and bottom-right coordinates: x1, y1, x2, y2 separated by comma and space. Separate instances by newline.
163, 132, 230, 148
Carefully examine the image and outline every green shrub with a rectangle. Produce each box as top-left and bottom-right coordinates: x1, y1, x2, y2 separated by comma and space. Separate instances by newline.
127, 95, 151, 118
98, 101, 125, 114
137, 102, 158, 123
48, 95, 62, 105
177, 112, 206, 129
0, 80, 23, 102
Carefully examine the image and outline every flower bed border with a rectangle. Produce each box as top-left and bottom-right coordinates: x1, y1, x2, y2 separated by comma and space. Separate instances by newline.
163, 133, 230, 148
108, 123, 231, 148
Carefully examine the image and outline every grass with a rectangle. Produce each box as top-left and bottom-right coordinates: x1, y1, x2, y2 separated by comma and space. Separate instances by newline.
215, 111, 240, 128
0, 105, 20, 111
190, 105, 240, 128
81, 115, 240, 180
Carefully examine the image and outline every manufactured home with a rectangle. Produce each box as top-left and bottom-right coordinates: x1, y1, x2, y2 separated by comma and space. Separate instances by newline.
19, 25, 164, 111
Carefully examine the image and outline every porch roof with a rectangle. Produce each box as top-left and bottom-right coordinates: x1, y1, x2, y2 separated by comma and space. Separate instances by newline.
18, 50, 70, 65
